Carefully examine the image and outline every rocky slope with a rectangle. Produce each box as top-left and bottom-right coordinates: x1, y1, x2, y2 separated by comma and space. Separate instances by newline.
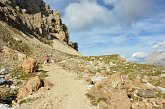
0, 0, 78, 50
58, 55, 165, 109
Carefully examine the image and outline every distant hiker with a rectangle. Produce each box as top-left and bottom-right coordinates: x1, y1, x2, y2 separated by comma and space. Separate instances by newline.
44, 54, 49, 64
120, 74, 125, 82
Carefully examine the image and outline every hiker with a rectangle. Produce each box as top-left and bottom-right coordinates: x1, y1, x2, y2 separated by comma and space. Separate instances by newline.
44, 54, 49, 64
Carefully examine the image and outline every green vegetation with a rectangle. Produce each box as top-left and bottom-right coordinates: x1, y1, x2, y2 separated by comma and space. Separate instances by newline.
1, 34, 32, 56
0, 90, 15, 100
11, 67, 48, 81
11, 67, 36, 80
86, 93, 98, 106
86, 93, 107, 106
157, 92, 165, 99
60, 54, 165, 90
0, 23, 32, 56
19, 97, 38, 104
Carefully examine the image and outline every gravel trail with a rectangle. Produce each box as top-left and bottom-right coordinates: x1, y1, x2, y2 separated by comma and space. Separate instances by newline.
19, 64, 97, 109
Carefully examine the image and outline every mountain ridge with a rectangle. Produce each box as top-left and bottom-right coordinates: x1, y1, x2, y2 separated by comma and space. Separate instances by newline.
0, 0, 78, 51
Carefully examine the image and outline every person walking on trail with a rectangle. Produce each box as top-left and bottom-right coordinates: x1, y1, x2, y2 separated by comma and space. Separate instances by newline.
44, 54, 49, 64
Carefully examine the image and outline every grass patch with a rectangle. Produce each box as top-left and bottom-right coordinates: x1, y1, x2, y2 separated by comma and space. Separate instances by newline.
0, 32, 32, 56
157, 92, 165, 99
11, 67, 49, 81
36, 70, 49, 78
19, 97, 37, 104
86, 93, 98, 106
11, 67, 36, 80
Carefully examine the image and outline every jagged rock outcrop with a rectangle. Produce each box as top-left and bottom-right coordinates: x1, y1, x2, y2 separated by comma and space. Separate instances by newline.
0, 0, 78, 50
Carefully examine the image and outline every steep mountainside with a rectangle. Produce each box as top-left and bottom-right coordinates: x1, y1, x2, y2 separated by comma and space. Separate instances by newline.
0, 0, 78, 50
0, 1, 80, 108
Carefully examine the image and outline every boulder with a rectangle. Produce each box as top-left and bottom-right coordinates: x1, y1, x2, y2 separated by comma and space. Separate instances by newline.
17, 76, 42, 99
88, 73, 133, 109
0, 68, 10, 75
0, 103, 10, 109
0, 77, 6, 84
0, 68, 12, 85
21, 9, 27, 14
17, 76, 52, 99
21, 57, 38, 73
42, 79, 53, 90
91, 73, 107, 84
137, 89, 156, 98
108, 90, 131, 109
25, 76, 43, 93
17, 86, 29, 99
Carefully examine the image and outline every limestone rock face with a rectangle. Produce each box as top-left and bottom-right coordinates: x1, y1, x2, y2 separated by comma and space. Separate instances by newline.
0, 0, 78, 50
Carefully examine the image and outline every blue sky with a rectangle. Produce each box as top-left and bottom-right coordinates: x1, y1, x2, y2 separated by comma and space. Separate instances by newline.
44, 0, 165, 61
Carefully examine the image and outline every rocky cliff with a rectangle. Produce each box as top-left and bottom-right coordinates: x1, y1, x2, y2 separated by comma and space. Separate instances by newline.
0, 0, 78, 50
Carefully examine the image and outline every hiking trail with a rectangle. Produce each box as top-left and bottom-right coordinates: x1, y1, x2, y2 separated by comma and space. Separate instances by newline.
19, 64, 98, 109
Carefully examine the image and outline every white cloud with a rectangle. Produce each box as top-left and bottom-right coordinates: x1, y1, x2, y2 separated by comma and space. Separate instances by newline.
63, 0, 111, 30
153, 41, 165, 49
106, 0, 152, 25
131, 52, 148, 59
103, 0, 116, 4
63, 0, 153, 31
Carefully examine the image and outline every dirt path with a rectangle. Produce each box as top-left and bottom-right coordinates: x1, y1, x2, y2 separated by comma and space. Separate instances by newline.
19, 64, 97, 109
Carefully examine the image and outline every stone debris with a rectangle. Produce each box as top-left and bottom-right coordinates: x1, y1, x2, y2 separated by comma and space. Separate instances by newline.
57, 55, 165, 109
91, 73, 107, 84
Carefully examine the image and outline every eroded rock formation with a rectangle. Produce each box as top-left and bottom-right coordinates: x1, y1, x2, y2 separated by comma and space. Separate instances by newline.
0, 0, 78, 50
